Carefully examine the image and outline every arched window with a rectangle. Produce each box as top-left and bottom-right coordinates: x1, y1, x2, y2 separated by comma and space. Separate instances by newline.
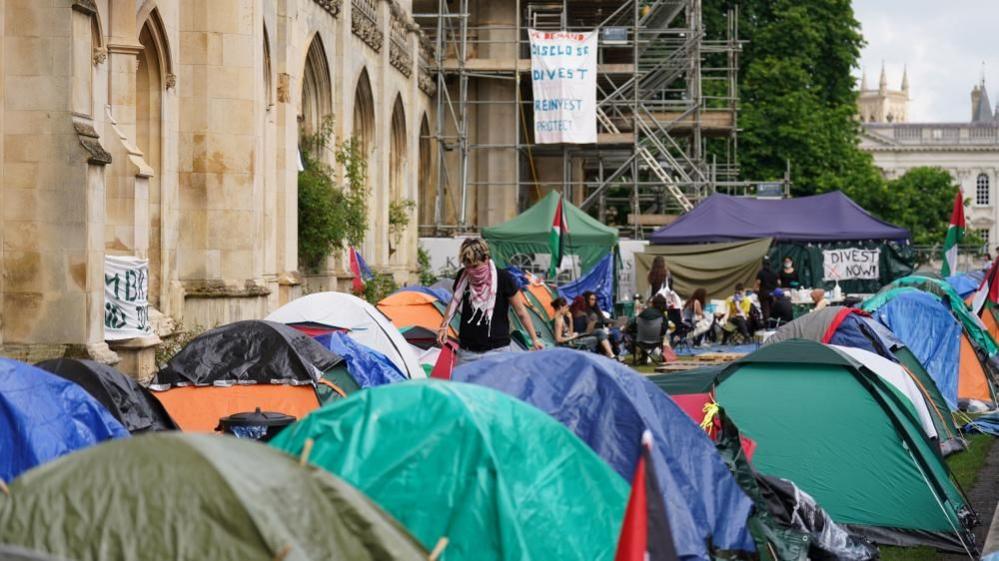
977, 173, 990, 206
301, 35, 332, 135
418, 114, 434, 228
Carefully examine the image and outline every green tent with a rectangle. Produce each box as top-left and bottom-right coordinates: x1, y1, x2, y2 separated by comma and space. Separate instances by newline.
0, 434, 426, 561
270, 381, 629, 561
483, 191, 618, 275
651, 340, 975, 553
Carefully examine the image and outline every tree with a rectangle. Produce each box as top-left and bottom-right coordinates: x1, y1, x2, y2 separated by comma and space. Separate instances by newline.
872, 167, 962, 246
703, 0, 883, 196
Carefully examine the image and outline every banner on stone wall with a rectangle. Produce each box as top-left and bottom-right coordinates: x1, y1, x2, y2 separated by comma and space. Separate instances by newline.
104, 255, 152, 341
822, 248, 881, 281
529, 29, 598, 144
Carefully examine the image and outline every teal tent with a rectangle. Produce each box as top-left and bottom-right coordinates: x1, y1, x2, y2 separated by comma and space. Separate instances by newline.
482, 191, 618, 275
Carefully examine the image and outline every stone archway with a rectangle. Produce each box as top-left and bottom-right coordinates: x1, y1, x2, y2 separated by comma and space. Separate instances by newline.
352, 69, 375, 164
136, 11, 169, 307
300, 34, 332, 136
418, 113, 433, 230
389, 96, 407, 263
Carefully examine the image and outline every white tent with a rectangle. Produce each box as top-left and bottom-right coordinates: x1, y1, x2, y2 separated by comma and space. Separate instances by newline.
266, 292, 425, 379
832, 345, 938, 441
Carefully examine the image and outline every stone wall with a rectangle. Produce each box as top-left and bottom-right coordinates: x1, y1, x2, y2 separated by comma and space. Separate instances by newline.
0, 0, 434, 375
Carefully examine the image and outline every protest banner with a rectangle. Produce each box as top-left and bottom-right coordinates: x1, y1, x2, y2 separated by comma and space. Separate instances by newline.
529, 29, 598, 144
104, 255, 152, 340
822, 248, 880, 281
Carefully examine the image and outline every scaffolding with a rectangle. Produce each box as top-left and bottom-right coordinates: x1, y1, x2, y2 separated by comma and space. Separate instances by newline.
414, 0, 748, 237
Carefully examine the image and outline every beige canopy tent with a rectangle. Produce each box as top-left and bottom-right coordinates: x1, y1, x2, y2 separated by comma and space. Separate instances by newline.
634, 238, 772, 300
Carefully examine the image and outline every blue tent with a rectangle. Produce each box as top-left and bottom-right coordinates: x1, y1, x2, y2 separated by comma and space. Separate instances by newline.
864, 290, 962, 409
1, 358, 128, 482
453, 348, 755, 561
314, 332, 406, 388
946, 272, 983, 298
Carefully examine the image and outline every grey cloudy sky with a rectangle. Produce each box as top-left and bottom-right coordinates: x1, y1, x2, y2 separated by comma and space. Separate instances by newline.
854, 0, 999, 122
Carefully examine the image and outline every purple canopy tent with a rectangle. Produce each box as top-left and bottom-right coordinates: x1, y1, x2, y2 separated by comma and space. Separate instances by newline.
649, 192, 910, 245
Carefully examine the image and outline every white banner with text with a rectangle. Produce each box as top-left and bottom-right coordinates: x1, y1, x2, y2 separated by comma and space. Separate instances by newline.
822, 248, 880, 281
529, 29, 598, 144
104, 255, 152, 340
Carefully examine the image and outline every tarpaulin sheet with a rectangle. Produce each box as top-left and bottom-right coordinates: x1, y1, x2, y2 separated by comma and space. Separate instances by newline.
0, 358, 128, 482
0, 433, 427, 561
314, 332, 405, 388
36, 358, 176, 433
271, 381, 629, 561
635, 238, 772, 300
947, 273, 981, 298
559, 252, 614, 312
155, 320, 342, 387
453, 349, 756, 561
649, 191, 910, 244
963, 410, 999, 435
864, 290, 962, 409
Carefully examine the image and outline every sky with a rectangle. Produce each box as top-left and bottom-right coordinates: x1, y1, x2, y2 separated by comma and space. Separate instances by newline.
853, 0, 999, 123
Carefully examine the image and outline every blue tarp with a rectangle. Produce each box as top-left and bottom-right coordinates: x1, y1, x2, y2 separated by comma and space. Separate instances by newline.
395, 285, 452, 305
314, 332, 406, 388
946, 273, 982, 298
0, 358, 128, 482
559, 253, 614, 312
867, 291, 962, 409
453, 348, 755, 561
827, 313, 902, 359
963, 410, 999, 436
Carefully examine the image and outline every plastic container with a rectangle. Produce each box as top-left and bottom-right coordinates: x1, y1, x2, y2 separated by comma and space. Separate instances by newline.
216, 407, 296, 442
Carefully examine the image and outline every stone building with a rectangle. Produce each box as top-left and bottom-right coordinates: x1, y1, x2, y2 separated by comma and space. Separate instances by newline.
860, 76, 999, 248
0, 0, 434, 374
857, 64, 909, 124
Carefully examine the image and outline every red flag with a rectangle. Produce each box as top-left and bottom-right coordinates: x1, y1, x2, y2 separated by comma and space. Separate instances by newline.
972, 255, 999, 316
430, 341, 457, 380
615, 431, 679, 561
348, 247, 365, 294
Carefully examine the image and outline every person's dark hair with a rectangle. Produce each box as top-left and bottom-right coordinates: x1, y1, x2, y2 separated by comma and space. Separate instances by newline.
650, 294, 668, 312
551, 297, 567, 310
734, 282, 745, 292
684, 288, 707, 310
569, 296, 588, 316
648, 256, 668, 294
582, 291, 601, 313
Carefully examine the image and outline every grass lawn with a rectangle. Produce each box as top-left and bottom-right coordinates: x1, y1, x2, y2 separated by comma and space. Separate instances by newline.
632, 362, 995, 561
880, 433, 994, 561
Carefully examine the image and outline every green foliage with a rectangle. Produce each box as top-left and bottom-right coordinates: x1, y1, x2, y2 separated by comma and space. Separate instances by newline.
154, 322, 207, 369
851, 167, 960, 246
417, 245, 438, 286
704, 0, 882, 195
360, 271, 398, 304
298, 117, 369, 272
388, 199, 416, 242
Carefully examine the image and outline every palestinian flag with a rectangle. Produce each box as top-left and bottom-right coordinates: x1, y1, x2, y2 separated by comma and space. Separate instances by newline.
972, 256, 999, 316
548, 196, 569, 280
614, 430, 679, 561
941, 190, 965, 277
348, 246, 373, 294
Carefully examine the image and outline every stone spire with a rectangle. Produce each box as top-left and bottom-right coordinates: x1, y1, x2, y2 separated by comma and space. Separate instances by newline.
878, 62, 888, 94
901, 65, 909, 95
860, 68, 868, 91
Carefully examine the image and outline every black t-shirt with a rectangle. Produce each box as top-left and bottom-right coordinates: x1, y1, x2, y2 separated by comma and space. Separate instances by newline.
757, 268, 778, 292
771, 296, 793, 322
779, 269, 800, 288
453, 268, 517, 352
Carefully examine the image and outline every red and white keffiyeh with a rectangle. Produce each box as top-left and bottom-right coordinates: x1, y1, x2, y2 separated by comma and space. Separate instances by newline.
446, 260, 498, 330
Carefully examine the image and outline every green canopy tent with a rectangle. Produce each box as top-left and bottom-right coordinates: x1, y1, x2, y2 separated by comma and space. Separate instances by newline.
0, 433, 426, 561
482, 191, 618, 276
271, 381, 629, 561
650, 340, 976, 554
634, 238, 773, 300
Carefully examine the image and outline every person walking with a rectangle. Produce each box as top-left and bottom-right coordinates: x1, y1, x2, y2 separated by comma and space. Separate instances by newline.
437, 238, 544, 364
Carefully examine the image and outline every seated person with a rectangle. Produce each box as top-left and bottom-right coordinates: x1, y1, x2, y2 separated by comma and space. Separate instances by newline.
723, 283, 756, 343
561, 297, 614, 358
810, 288, 830, 312
627, 294, 670, 354
682, 288, 714, 344
770, 288, 794, 324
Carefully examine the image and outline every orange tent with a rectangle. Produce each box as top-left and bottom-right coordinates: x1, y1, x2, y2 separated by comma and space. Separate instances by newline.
525, 283, 557, 319
152, 385, 321, 432
378, 291, 456, 336
957, 334, 993, 403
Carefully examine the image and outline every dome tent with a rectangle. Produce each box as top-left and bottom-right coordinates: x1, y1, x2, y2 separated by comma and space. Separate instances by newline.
0, 433, 426, 561
652, 340, 976, 554
271, 381, 628, 561
453, 348, 755, 561
0, 358, 128, 482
